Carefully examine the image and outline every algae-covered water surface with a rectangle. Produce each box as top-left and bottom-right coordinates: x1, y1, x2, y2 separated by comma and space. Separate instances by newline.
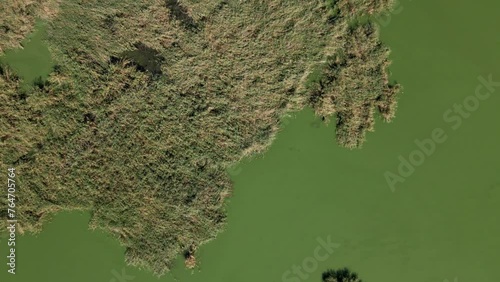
0, 21, 53, 85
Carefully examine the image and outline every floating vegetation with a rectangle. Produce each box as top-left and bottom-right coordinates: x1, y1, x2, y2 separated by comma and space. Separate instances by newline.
0, 0, 400, 276
308, 20, 400, 148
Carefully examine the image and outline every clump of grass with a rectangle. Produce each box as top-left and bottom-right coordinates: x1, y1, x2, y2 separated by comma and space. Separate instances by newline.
0, 0, 400, 276
307, 15, 400, 148
325, 0, 341, 23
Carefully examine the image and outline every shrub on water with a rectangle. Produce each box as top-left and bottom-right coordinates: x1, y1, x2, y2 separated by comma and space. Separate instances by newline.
322, 267, 362, 282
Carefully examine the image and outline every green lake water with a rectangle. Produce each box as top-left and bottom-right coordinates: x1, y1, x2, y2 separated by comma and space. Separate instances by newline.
0, 21, 53, 85
2, 0, 500, 281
